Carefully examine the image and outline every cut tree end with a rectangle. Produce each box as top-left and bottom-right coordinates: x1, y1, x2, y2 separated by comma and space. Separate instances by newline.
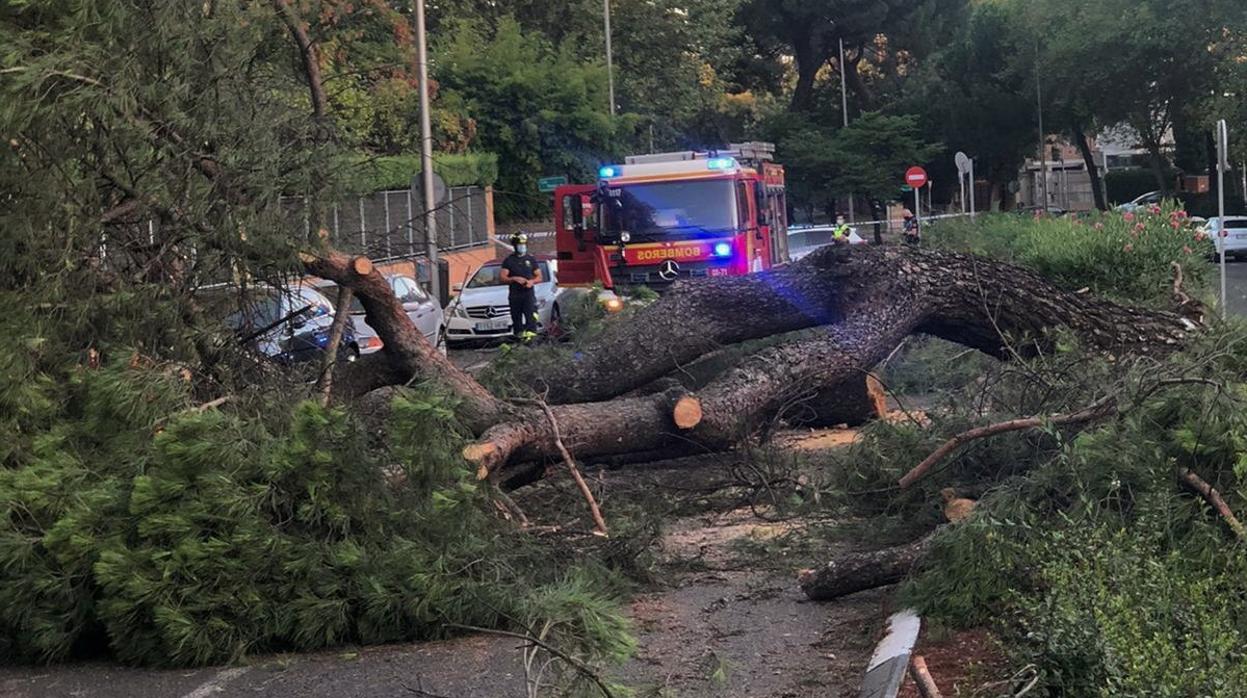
672, 395, 703, 430
463, 442, 502, 480
351, 256, 374, 277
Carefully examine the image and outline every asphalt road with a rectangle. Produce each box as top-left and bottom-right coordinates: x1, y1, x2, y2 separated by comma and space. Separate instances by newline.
1219, 258, 1247, 317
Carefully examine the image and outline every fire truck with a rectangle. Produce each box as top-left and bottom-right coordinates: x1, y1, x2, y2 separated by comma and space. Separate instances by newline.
552, 142, 789, 290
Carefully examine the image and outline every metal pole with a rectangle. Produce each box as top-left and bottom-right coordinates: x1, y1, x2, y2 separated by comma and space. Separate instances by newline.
969, 160, 976, 219
1218, 119, 1228, 319
1036, 45, 1048, 209
840, 37, 854, 224
1241, 161, 1246, 203
415, 0, 440, 301
604, 0, 615, 116
914, 187, 921, 240
959, 172, 966, 216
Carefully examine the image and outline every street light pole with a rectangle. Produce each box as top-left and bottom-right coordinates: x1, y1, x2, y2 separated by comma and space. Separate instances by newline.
604, 0, 615, 116
1035, 48, 1048, 210
840, 37, 854, 224
414, 0, 439, 301
1218, 119, 1229, 318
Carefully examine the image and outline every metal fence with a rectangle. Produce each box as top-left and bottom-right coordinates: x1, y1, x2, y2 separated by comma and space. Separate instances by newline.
279, 186, 490, 262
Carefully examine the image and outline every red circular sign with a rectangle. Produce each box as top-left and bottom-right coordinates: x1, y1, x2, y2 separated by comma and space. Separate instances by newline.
905, 166, 929, 188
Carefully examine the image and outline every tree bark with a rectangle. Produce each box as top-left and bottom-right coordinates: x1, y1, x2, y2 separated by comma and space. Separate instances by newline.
527, 245, 1192, 407
1072, 120, 1107, 211
462, 246, 1195, 474
798, 535, 935, 601
299, 250, 508, 431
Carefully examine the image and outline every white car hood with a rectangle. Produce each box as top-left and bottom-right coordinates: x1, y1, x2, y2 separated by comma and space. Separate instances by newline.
458, 282, 555, 307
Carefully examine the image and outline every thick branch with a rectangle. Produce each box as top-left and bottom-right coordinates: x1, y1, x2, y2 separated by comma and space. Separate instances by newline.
270, 0, 329, 121
1177, 467, 1247, 540
300, 250, 505, 430
898, 398, 1116, 489
799, 534, 936, 601
528, 246, 1195, 406
909, 656, 944, 698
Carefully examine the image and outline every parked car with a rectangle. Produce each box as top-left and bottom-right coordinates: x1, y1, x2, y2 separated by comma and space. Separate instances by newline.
218, 284, 359, 364
1205, 216, 1247, 259
313, 274, 445, 355
1115, 190, 1163, 212
445, 258, 562, 345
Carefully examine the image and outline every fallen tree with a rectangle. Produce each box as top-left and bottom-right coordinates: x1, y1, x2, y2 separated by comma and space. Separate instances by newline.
310, 243, 1196, 478
301, 243, 1197, 476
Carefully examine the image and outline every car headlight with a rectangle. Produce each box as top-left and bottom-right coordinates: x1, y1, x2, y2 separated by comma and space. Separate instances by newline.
452, 305, 468, 318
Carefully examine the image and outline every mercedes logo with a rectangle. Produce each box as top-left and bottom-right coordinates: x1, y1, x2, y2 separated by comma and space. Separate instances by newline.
658, 259, 680, 281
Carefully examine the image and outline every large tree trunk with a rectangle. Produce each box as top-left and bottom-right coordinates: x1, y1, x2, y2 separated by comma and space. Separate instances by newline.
466, 247, 1194, 475
307, 242, 1195, 479
1072, 120, 1107, 211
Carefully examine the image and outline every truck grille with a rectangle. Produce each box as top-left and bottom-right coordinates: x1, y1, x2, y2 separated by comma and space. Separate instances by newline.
466, 304, 510, 319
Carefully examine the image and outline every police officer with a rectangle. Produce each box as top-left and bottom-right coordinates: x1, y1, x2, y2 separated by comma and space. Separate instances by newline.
832, 215, 851, 244
500, 233, 542, 342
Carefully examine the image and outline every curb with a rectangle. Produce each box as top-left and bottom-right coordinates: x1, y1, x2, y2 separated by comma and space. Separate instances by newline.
858, 609, 921, 698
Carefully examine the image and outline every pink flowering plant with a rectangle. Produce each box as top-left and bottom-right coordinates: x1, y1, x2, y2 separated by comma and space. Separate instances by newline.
931, 204, 1211, 306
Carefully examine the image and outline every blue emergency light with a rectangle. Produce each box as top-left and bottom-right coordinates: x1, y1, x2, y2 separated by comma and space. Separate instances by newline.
713, 242, 733, 257
706, 157, 736, 171
599, 165, 620, 178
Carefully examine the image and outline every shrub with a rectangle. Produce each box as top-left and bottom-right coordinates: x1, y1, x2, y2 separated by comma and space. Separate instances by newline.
929, 207, 1211, 306
868, 326, 1247, 694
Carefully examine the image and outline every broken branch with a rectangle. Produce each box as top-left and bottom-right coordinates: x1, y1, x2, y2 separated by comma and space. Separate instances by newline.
1176, 466, 1247, 541
909, 655, 944, 698
898, 398, 1116, 489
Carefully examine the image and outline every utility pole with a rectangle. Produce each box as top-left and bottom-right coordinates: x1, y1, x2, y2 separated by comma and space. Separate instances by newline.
604, 0, 615, 116
1217, 120, 1228, 318
1035, 48, 1048, 210
840, 37, 854, 224
414, 0, 439, 302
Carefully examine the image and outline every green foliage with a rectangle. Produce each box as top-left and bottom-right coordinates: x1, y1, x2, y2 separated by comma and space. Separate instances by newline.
771, 111, 942, 215
433, 17, 624, 219
1105, 168, 1170, 206
844, 324, 1247, 694
0, 360, 633, 668
341, 152, 500, 192
929, 207, 1211, 306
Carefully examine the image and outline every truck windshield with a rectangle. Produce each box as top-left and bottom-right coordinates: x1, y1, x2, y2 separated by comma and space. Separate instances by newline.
609, 179, 738, 239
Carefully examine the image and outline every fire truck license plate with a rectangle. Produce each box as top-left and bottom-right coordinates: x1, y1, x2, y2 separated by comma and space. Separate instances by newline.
475, 319, 510, 332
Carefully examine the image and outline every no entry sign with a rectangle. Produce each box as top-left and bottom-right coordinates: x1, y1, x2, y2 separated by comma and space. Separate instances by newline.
905, 166, 928, 189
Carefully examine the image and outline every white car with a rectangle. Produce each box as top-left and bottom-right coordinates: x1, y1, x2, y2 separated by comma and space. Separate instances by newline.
1116, 190, 1163, 212
1207, 217, 1247, 258
314, 274, 445, 355
446, 258, 563, 345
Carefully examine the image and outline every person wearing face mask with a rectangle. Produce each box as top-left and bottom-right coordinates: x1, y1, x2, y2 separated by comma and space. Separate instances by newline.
499, 232, 543, 342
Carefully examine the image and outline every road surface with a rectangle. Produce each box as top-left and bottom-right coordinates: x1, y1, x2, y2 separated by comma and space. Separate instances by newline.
1219, 259, 1247, 317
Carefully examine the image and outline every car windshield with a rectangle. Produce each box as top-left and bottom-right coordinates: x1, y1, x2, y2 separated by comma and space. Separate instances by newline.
467, 262, 551, 288
607, 179, 738, 238
1223, 220, 1247, 230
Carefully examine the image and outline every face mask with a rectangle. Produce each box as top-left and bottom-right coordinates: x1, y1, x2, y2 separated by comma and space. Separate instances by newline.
516, 244, 527, 254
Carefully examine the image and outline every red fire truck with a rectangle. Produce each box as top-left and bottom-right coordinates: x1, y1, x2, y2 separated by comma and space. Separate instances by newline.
552, 143, 789, 290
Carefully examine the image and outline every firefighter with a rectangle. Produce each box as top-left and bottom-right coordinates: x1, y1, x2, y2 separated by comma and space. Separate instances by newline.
500, 233, 543, 342
832, 215, 851, 244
